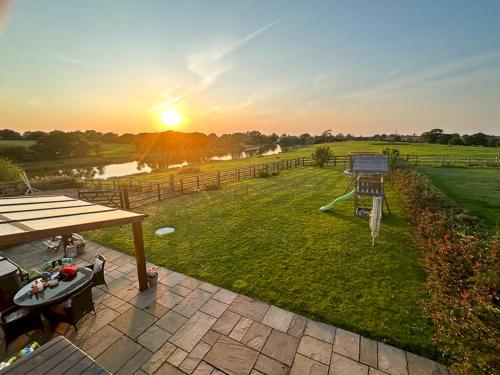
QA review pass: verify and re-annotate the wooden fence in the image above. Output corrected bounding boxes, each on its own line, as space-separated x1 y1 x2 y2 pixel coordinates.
74 153 499 209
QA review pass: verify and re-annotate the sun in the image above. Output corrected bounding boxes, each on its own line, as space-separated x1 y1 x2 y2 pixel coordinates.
161 108 182 127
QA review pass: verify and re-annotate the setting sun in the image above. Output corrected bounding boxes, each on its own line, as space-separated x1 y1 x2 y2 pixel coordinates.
161 108 182 127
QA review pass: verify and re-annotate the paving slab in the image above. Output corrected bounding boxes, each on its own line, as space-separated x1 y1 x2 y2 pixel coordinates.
179 341 211 374
205 335 259 375
169 311 217 352
406 352 448 375
192 362 215 375
203 329 221 346
116 347 153 375
200 298 229 318
298 335 333 365
330 353 368 375
333 328 360 361
378 343 408 375
241 321 272 351
229 294 270 321
80 324 123 358
254 353 290 375
229 317 254 341
156 310 189 334
110 306 157 339
167 347 189 367
138 324 172 352
141 341 177 374
143 302 169 318
156 291 185 309
96 336 142 374
261 305 294 332
212 310 242 335
304 319 336 344
359 337 377 368
173 288 213 317
287 314 307 338
262 329 300 366
290 354 329 375
212 288 238 304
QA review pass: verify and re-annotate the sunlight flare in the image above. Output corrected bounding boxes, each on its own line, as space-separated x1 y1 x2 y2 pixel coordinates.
161 108 182 127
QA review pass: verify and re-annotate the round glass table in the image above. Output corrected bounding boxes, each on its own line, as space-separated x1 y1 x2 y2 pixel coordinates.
13 267 93 307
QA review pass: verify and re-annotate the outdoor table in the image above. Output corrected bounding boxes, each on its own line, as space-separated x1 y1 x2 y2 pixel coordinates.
13 267 93 308
0 335 110 374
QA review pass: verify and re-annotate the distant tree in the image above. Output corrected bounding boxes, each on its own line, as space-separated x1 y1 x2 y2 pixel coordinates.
420 129 443 143
23 131 47 140
0 145 33 161
469 132 488 146
448 136 464 146
0 129 22 140
101 132 120 143
0 157 22 182
487 137 499 147
312 146 333 168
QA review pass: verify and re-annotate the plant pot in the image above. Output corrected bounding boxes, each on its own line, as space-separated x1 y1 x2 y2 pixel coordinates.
148 276 158 286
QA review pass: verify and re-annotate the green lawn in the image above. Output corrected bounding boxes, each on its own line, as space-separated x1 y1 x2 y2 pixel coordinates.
86 166 436 358
421 168 500 229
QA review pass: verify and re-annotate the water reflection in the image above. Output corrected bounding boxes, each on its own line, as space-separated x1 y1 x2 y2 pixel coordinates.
28 145 282 179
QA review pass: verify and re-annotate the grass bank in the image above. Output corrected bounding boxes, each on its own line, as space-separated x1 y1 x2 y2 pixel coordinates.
86 166 436 358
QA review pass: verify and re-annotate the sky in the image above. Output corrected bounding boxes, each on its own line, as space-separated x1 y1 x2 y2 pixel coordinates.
1 0 500 136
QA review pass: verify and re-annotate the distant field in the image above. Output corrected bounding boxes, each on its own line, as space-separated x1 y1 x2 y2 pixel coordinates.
421 168 500 229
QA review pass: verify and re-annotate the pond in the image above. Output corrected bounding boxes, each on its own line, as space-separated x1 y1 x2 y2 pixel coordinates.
29 145 282 179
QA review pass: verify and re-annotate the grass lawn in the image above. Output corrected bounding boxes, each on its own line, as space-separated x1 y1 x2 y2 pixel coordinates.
86 166 436 358
421 167 500 229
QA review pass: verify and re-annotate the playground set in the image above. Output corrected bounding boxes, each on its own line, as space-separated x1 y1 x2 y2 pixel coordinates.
320 152 391 245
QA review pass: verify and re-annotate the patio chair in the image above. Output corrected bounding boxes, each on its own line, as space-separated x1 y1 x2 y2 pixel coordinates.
0 305 43 352
42 283 95 332
85 254 108 289
19 171 41 195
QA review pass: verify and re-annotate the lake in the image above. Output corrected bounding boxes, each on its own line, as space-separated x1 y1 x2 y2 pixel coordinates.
30 145 282 179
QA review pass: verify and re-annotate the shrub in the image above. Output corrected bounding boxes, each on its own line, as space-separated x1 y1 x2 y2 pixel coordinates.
0 145 34 161
392 169 499 374
382 147 401 169
0 157 23 182
30 175 82 190
205 183 221 191
311 146 333 167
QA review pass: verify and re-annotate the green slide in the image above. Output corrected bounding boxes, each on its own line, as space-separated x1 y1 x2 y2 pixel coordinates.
319 189 355 212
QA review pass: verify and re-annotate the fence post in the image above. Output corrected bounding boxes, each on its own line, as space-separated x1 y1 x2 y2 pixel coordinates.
237 169 240 182
441 155 445 167
415 155 418 166
217 171 221 186
467 154 471 167
169 175 174 192
122 189 130 209
180 178 184 193
129 178 132 188
496 154 499 167
157 184 161 201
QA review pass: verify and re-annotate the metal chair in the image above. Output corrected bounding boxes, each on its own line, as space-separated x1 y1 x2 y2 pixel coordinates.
42 283 95 332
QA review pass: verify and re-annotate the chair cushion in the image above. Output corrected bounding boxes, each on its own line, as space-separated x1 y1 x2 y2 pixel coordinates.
93 257 104 272
3 307 32 323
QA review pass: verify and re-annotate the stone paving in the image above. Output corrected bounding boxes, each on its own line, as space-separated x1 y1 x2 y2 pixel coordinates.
0 241 449 375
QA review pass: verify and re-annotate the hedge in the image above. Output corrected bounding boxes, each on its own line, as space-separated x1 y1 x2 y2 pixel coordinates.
392 169 499 374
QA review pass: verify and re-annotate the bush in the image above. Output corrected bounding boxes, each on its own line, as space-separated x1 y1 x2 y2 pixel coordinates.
311 146 333 167
0 157 23 182
392 169 499 374
383 147 401 169
30 175 82 190
0 145 33 161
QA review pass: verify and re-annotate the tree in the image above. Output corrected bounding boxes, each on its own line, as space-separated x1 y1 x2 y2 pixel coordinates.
23 131 47 140
383 147 401 169
0 157 22 182
448 136 464 145
311 146 333 168
420 129 443 143
0 129 22 140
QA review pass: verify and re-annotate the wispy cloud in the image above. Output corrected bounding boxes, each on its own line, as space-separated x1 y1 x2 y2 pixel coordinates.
53 53 87 66
154 18 281 113
186 17 281 92
337 49 500 101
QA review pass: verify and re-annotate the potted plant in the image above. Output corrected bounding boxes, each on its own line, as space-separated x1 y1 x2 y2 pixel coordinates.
147 266 159 286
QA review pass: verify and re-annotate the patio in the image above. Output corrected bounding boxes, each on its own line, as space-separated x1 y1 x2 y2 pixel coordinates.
0 240 449 375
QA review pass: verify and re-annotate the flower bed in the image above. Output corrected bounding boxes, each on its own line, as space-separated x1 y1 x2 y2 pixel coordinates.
392 169 499 374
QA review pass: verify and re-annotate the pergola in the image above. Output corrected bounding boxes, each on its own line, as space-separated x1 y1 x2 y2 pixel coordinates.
0 195 149 290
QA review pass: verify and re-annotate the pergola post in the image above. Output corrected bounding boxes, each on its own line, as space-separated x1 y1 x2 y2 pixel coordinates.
132 222 148 291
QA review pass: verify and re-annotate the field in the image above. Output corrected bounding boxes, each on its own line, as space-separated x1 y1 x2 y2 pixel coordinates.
421 167 500 229
86 166 437 357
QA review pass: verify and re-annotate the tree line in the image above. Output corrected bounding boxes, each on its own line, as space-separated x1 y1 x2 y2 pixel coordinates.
0 127 498 163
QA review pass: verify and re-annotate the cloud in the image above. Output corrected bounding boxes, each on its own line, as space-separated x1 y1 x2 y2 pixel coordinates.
186 17 281 92
53 53 87 66
337 49 500 101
